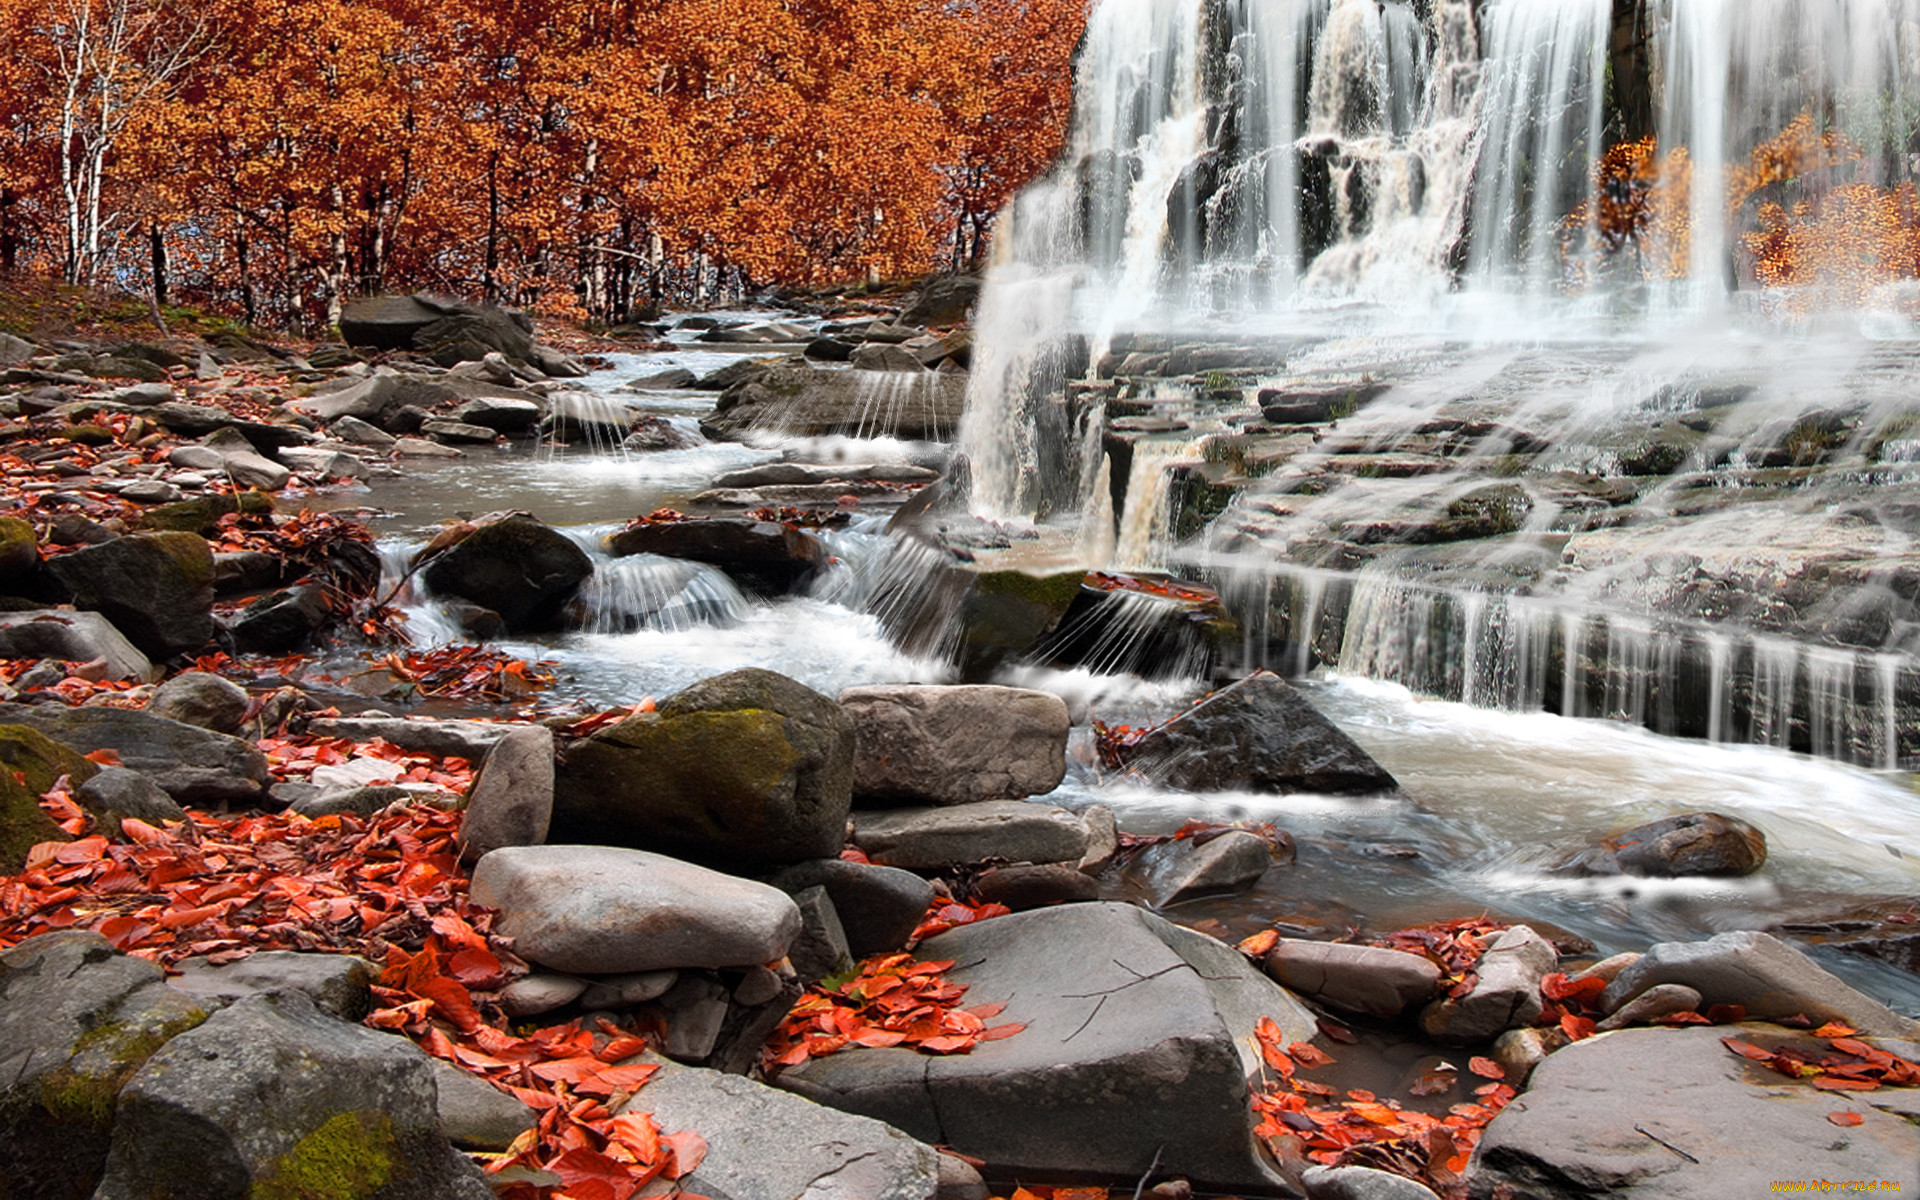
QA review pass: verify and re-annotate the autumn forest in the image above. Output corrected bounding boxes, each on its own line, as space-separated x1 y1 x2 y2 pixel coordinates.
0 0 1088 332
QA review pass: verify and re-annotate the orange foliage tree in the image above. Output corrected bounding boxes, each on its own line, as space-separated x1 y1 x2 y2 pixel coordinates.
0 0 1089 329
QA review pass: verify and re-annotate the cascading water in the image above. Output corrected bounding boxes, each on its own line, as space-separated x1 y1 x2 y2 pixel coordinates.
954 0 1920 770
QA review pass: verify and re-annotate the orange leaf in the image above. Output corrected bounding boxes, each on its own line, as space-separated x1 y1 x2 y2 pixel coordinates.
1721 1037 1776 1062
1816 1022 1862 1039
1827 1111 1866 1126
1468 1056 1506 1080
662 1129 707 1178
1812 1076 1882 1092
84 749 122 766
1237 930 1280 958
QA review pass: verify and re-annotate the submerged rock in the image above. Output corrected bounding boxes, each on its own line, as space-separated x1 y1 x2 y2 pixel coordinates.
605 518 826 595
1123 830 1276 906
553 669 853 868
700 364 966 441
1567 811 1769 877
776 902 1314 1190
1123 671 1398 794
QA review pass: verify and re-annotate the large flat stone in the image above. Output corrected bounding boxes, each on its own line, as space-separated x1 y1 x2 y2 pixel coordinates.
0 609 151 680
839 684 1069 805
0 703 269 803
850 800 1090 868
1266 939 1443 1019
470 845 802 974
1470 1025 1920 1198
776 902 1315 1190
622 1054 939 1200
1125 671 1398 794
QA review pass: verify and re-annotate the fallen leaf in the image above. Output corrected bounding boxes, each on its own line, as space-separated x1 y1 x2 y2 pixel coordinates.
1827 1111 1865 1126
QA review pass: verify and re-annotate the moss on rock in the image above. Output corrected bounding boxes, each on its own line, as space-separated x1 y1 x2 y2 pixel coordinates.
133 491 275 535
251 1110 398 1200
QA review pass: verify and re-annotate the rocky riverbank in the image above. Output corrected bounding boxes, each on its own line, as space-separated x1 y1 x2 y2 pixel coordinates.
3 286 1920 1199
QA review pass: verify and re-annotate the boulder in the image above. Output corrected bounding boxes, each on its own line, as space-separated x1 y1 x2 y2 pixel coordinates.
621 1054 942 1200
453 396 542 433
430 1058 538 1152
1264 939 1444 1019
851 343 929 373
1124 830 1274 906
290 784 416 819
1469 1025 1920 1199
1597 983 1704 1032
277 447 368 480
419 516 593 632
700 365 967 441
899 275 980 326
76 766 188 827
1569 812 1769 877
605 519 826 595
972 862 1102 909
457 725 554 865
1419 926 1558 1043
301 716 511 760
621 367 698 390
1599 931 1920 1037
0 737 79 871
551 668 854 869
230 583 333 653
787 886 856 982
850 800 1091 868
331 414 397 448
470 844 803 974
0 932 214 1197
94 990 492 1200
767 857 936 958
838 684 1069 805
166 950 379 1020
45 531 215 659
0 703 269 803
625 415 704 451
777 903 1314 1190
0 609 151 680
290 374 400 424
149 670 249 733
1124 671 1397 794
694 356 784 391
394 435 464 457
421 418 499 444
0 331 36 366
540 392 637 444
500 973 590 1018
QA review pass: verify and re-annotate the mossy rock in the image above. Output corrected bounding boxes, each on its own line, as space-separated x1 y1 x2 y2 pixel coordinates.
133 490 275 534
64 423 117 446
0 723 99 796
144 530 217 590
953 568 1085 680
253 1110 398 1200
0 762 70 872
0 514 40 577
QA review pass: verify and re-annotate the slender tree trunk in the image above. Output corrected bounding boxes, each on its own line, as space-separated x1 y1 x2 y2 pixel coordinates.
236 221 256 327
484 151 501 304
326 183 348 328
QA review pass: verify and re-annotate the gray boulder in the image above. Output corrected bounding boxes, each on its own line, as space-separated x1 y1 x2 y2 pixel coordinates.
457 725 553 864
767 857 935 958
1124 671 1398 794
45 531 215 659
1304 1165 1443 1200
851 343 929 372
418 516 593 632
972 862 1102 910
453 396 542 433
1265 939 1444 1019
430 1058 538 1152
290 374 399 424
1420 926 1558 1043
551 668 854 869
0 609 152 680
471 844 803 974
623 1053 942 1200
289 784 418 818
900 275 980 326
0 932 213 1197
838 684 1068 805
149 670 249 733
1124 830 1274 906
76 766 188 826
1470 1026 1920 1199
500 973 590 1018
850 800 1090 868
0 703 268 803
95 990 492 1200
166 950 379 1020
1597 983 1705 1032
777 902 1314 1190
1600 931 1920 1037
230 583 332 653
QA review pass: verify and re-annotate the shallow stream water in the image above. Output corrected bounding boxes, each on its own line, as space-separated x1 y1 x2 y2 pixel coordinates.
310 321 1920 1018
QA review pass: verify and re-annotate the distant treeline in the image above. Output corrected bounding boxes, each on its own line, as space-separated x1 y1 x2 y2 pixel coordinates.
0 0 1086 330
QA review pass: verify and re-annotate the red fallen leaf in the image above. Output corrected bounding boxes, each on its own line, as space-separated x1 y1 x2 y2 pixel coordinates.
1346 1089 1377 1103
1238 929 1281 958
598 1036 650 1063
1317 1018 1359 1045
1815 1022 1861 1039
83 749 122 766
547 1146 639 1193
1540 971 1608 1005
1813 1076 1883 1092
979 1022 1027 1042
662 1129 708 1177
1293 1079 1338 1096
530 1056 610 1085
1410 1073 1456 1097
578 1063 660 1096
1775 1013 1816 1029
1828 1111 1866 1126
1468 1056 1506 1080
446 945 504 986
1560 1013 1597 1041
96 915 152 948
1289 1042 1336 1069
1705 1003 1748 1024
1722 1037 1777 1062
1654 1010 1713 1026
918 1034 978 1054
